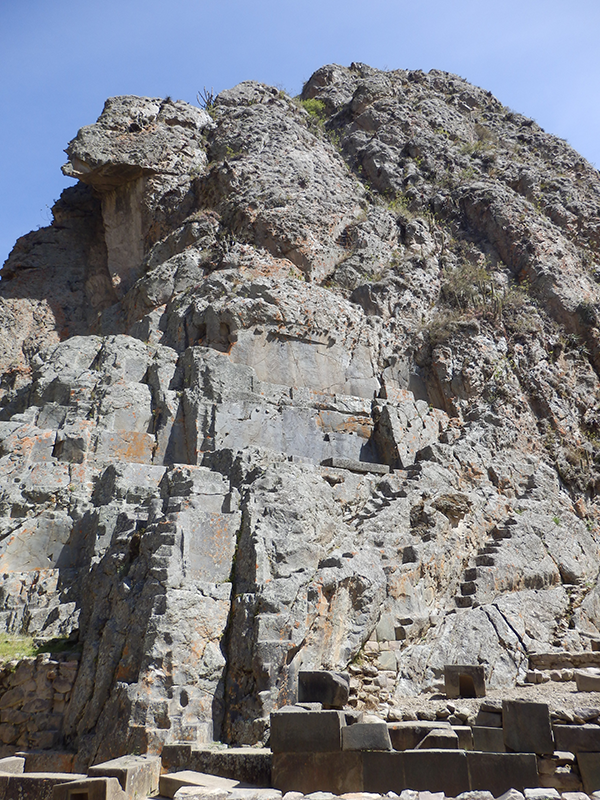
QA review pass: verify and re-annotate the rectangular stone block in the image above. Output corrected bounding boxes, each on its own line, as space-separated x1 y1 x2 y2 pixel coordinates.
159 771 240 799
445 665 486 698
53 778 126 800
476 709 503 727
403 749 470 796
270 709 344 753
297 671 349 709
575 669 600 692
0 757 25 774
473 726 506 752
453 726 474 751
0 773 87 800
363 751 405 794
272 751 362 794
503 701 554 754
178 747 272 788
577 752 600 794
467 751 539 794
416 728 459 749
19 753 76 774
554 724 600 753
342 722 392 751
160 745 192 772
388 721 451 751
87 755 160 799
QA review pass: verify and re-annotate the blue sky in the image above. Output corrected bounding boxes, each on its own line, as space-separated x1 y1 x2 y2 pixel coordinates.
1 0 599 266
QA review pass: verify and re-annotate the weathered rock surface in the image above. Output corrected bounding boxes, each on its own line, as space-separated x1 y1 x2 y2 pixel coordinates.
2 63 600 762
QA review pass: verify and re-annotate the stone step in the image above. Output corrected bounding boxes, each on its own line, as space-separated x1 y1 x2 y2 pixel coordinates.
492 526 513 540
455 595 473 608
464 567 478 581
460 581 477 596
478 544 499 555
475 554 495 567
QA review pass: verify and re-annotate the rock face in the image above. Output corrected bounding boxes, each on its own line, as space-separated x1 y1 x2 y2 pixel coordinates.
2 63 600 763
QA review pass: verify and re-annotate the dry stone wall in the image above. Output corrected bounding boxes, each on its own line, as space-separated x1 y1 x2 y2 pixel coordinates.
2 64 600 765
0 655 79 752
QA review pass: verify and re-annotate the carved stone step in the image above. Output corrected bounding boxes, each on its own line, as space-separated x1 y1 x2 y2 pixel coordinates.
455 595 473 608
461 581 477 596
464 567 479 581
475 554 495 567
478 544 499 555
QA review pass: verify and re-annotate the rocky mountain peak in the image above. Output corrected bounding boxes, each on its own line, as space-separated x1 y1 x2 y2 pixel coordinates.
1 63 600 765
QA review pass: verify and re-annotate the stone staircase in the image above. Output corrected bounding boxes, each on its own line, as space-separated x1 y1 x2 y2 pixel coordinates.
454 519 516 609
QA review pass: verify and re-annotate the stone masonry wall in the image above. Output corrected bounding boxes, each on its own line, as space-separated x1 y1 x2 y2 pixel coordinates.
0 654 79 753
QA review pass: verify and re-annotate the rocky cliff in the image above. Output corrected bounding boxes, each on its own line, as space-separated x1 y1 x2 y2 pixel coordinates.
2 62 600 766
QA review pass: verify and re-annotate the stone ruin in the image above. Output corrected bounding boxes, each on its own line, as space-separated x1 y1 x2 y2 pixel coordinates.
4 668 600 799
3 62 600 798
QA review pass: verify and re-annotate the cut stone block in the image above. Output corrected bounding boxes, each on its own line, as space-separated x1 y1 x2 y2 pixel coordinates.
523 790 559 800
539 768 583 792
297 671 349 709
159 771 241 799
159 747 271 788
0 757 25 774
19 752 76 774
503 701 554 754
173 789 280 800
472 726 506 753
270 709 344 753
445 665 486 699
404 749 470 796
378 651 398 671
362 751 405 794
53 778 126 800
554 724 600 753
475 710 502 728
376 614 396 642
87 755 161 799
387 721 451 751
467 752 539 794
0 774 87 800
453 726 474 751
271 751 362 794
415 728 459 749
342 722 392 751
577 752 600 794
575 669 600 692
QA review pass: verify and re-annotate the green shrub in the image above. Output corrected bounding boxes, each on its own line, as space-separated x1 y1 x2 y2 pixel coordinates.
299 98 327 121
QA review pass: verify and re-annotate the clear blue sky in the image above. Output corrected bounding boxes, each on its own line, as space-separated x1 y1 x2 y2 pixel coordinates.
1 0 599 266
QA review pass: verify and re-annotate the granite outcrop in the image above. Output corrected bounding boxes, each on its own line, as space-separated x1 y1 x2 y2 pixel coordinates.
2 63 600 764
